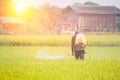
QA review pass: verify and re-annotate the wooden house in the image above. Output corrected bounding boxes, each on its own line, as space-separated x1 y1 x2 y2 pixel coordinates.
60 5 120 33
0 17 26 34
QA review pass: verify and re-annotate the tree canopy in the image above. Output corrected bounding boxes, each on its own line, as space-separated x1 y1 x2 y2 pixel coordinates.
0 0 15 16
84 1 99 5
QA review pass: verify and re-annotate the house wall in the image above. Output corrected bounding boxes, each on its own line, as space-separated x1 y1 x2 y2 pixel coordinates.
61 8 78 33
0 23 26 34
60 23 77 33
62 14 116 33
78 14 116 32
0 17 26 34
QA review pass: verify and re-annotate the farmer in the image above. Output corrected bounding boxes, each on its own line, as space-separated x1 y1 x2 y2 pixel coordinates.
71 30 86 60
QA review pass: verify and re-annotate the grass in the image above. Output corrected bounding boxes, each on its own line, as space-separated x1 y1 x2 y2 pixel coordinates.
0 46 120 80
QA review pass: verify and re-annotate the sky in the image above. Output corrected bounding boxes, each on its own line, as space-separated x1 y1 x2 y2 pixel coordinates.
27 0 120 9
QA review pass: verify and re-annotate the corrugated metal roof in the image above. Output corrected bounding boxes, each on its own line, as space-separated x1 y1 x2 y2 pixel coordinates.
70 5 120 14
0 17 25 23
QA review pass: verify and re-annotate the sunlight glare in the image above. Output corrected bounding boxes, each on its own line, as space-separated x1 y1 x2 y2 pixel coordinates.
14 0 28 14
16 4 25 13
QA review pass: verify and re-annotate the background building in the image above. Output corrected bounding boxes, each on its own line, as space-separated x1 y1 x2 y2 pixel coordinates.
0 17 26 34
60 5 120 33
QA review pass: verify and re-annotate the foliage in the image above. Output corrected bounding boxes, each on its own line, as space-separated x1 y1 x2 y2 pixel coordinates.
0 0 15 16
73 3 81 6
0 35 120 46
19 5 63 34
0 46 120 80
84 1 100 5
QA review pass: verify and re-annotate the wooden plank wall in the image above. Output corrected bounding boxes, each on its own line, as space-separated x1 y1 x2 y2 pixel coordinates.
78 14 116 32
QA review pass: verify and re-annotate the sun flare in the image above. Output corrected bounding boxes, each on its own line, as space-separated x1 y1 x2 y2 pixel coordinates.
16 4 26 13
14 0 28 14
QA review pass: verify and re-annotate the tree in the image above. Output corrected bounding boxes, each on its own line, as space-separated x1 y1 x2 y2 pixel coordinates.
10 2 63 34
38 5 62 33
73 3 81 6
84 1 99 5
0 0 15 16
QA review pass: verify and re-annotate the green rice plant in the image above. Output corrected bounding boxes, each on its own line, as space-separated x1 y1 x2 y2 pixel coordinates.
0 34 120 46
0 46 120 80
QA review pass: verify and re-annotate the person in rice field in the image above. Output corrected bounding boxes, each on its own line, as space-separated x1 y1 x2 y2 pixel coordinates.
71 30 87 60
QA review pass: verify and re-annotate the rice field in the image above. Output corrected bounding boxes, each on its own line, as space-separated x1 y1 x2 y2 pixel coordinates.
0 34 120 80
0 46 120 80
0 34 120 46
